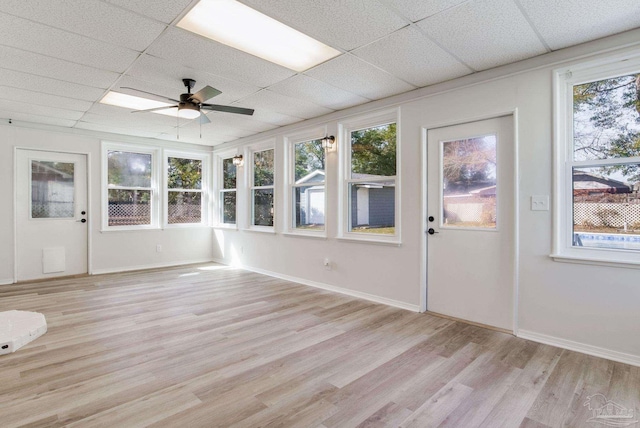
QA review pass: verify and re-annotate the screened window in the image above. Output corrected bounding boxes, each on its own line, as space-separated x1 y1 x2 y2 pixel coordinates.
346 122 397 237
554 57 640 265
31 161 75 218
251 148 274 227
291 138 325 231
220 157 237 225
167 157 203 224
107 150 153 227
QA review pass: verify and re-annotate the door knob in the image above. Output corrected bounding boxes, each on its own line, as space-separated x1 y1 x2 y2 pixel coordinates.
427 228 438 235
77 219 86 223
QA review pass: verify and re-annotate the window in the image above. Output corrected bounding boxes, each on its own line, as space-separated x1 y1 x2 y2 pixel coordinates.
219 156 237 225
250 147 275 228
166 153 207 226
554 55 640 265
104 146 157 229
342 111 399 242
31 161 75 218
287 132 326 234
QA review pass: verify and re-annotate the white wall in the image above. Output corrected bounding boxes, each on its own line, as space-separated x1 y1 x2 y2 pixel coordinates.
0 125 213 283
213 30 640 363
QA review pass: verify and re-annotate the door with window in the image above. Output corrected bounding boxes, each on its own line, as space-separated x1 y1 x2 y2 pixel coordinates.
426 116 514 331
16 149 88 281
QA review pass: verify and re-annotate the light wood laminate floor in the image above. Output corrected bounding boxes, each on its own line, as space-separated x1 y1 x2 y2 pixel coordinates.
0 264 638 427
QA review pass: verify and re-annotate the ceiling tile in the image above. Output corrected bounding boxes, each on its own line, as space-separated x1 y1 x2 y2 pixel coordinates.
250 110 303 127
353 26 471 87
106 0 193 24
125 55 261 105
0 86 93 112
234 90 334 119
306 54 416 100
74 121 163 138
78 112 175 132
240 0 407 51
0 110 76 127
0 69 106 102
0 46 119 89
383 0 469 22
0 0 166 52
146 28 295 88
0 99 84 120
0 12 139 72
417 0 547 71
267 75 371 110
516 0 640 50
205 111 280 133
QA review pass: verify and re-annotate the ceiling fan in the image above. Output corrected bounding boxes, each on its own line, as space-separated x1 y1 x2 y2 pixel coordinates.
121 78 254 124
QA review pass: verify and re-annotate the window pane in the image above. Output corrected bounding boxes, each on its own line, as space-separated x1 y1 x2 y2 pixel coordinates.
31 161 75 218
442 136 497 229
351 123 396 177
254 149 274 186
573 73 640 161
222 158 236 189
573 165 640 250
108 189 151 226
253 189 274 226
168 191 201 224
294 185 325 230
295 139 324 181
221 191 236 224
108 151 152 187
167 157 202 189
349 181 395 234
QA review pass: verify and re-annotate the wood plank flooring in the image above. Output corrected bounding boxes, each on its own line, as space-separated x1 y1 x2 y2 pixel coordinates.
0 263 638 427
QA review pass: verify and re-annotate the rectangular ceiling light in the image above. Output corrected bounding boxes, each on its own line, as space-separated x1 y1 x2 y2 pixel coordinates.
100 91 182 118
177 0 341 72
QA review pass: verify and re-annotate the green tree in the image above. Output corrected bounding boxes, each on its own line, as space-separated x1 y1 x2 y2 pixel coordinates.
295 139 324 181
351 123 396 176
573 73 640 181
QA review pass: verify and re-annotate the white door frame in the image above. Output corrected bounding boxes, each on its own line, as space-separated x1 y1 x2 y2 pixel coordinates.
13 147 93 283
420 110 520 335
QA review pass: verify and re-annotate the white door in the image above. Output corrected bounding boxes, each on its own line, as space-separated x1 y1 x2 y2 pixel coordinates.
426 116 514 331
16 149 88 281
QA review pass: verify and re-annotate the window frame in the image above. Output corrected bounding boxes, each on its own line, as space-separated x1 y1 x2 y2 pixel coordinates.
284 127 327 237
214 149 239 229
339 109 401 244
246 140 276 232
163 150 210 228
101 142 160 231
552 52 640 267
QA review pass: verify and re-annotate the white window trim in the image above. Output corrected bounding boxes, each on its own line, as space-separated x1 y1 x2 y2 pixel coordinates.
552 51 640 267
245 139 276 232
284 126 327 237
339 108 401 244
164 150 210 228
214 148 239 229
101 142 160 232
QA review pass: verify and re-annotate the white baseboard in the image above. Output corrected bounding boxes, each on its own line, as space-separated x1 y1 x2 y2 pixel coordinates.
0 278 14 285
91 259 215 275
212 258 420 312
518 329 640 367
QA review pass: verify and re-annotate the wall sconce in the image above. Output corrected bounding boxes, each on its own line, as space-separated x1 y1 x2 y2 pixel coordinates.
232 154 244 166
321 135 336 151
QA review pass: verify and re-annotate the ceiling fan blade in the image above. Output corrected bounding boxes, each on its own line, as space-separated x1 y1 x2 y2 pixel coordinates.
131 105 178 113
199 112 211 124
120 87 180 103
201 104 254 115
190 85 222 103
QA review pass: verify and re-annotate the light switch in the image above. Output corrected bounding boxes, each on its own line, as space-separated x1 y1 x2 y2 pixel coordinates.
531 195 549 211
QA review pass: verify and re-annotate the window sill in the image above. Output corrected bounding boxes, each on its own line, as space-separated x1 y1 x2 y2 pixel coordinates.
100 226 161 233
213 224 239 231
242 227 276 234
282 231 327 240
164 223 211 229
550 253 640 270
337 236 401 247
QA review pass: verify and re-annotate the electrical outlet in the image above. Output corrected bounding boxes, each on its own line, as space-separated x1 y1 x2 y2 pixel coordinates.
156 244 162 253
531 195 549 211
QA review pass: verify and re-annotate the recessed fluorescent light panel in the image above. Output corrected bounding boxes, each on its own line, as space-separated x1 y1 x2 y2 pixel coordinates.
100 92 194 119
177 0 341 72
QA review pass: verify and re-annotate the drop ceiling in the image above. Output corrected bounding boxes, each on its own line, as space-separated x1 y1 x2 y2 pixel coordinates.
1 0 639 146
